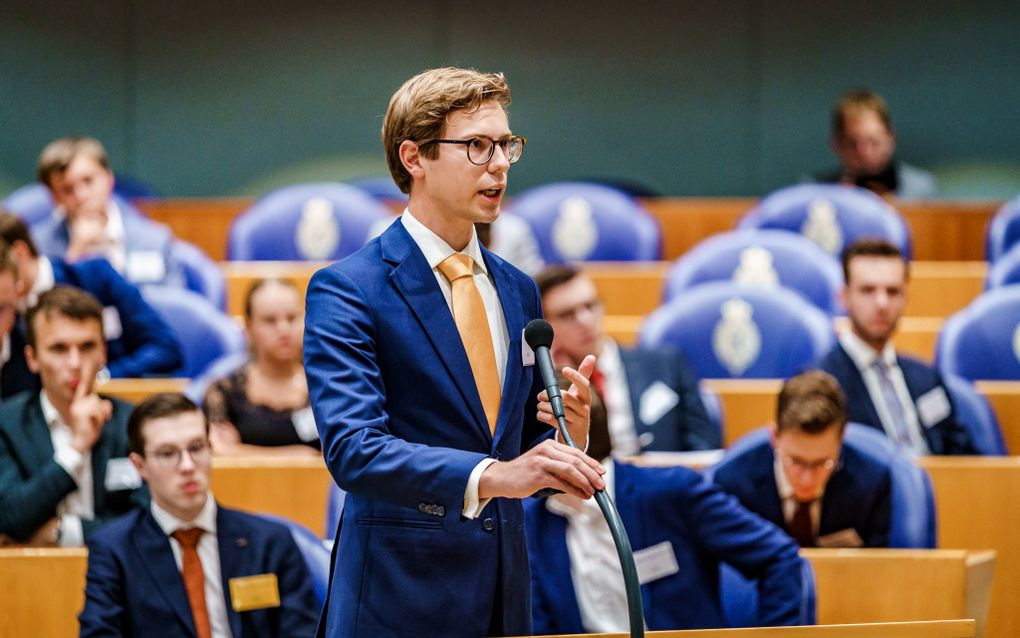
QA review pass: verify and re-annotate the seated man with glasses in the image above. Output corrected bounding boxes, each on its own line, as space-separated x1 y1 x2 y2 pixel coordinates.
712 370 892 548
0 286 142 546
79 392 319 638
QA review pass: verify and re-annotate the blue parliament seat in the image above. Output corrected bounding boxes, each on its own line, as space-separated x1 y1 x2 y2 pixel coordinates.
664 229 844 315
942 374 1007 455
639 282 834 379
935 286 1020 381
171 239 226 309
737 184 912 259
986 195 1020 262
141 286 245 378
227 182 392 261
258 514 330 607
985 241 1020 289
508 181 661 262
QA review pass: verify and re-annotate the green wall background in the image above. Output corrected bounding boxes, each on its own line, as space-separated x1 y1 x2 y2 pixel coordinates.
2 1 1019 199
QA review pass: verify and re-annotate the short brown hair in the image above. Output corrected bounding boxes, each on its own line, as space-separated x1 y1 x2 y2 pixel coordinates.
25 286 104 348
534 264 583 300
382 67 511 194
244 277 301 319
841 237 908 284
128 393 207 456
0 211 39 258
37 137 110 187
776 370 847 435
831 89 892 138
0 232 19 280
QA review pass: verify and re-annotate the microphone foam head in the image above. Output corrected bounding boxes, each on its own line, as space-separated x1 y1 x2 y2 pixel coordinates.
524 319 554 350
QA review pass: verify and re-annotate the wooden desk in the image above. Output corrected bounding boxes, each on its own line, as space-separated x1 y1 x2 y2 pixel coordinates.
804 549 994 636
538 620 975 637
0 548 87 637
138 197 251 261
919 457 1020 638
98 377 190 404
210 456 333 535
974 382 1020 455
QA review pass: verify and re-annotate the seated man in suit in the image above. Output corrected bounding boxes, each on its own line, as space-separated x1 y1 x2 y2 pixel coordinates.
0 287 143 545
0 211 182 378
33 136 185 287
0 243 34 399
525 387 805 634
713 370 891 548
79 392 319 637
813 88 938 200
536 263 719 452
817 238 975 454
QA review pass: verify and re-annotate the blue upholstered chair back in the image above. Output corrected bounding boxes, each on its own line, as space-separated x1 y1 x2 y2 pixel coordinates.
508 182 661 262
184 351 250 404
738 184 912 259
257 514 330 607
348 175 408 206
640 282 834 379
985 241 1020 289
987 195 1020 262
171 240 226 310
936 286 1020 381
942 374 1006 455
665 229 844 315
141 286 245 378
719 557 816 628
228 182 392 261
709 424 936 549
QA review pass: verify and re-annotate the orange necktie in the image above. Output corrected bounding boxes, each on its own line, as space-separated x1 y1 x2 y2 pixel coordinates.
172 528 212 638
438 253 501 435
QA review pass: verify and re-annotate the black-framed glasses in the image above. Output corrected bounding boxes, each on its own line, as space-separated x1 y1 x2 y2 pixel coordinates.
776 448 840 474
146 440 211 468
422 135 526 165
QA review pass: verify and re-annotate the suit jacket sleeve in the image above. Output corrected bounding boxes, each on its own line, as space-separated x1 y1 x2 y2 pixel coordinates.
863 468 893 547
0 438 78 540
79 535 129 637
304 265 489 520
678 473 804 626
89 260 184 377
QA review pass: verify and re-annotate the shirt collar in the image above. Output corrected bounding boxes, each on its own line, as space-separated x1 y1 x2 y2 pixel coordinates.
40 391 62 430
24 256 56 311
400 208 488 276
151 493 218 536
596 337 621 375
105 201 125 243
839 329 897 370
546 460 616 519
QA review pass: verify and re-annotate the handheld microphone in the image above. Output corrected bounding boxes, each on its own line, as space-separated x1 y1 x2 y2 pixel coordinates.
523 318 645 637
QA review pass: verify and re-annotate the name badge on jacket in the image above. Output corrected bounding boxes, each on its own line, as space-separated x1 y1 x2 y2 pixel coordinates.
916 386 952 428
229 573 281 612
521 329 535 366
126 250 166 283
633 540 680 585
105 457 142 491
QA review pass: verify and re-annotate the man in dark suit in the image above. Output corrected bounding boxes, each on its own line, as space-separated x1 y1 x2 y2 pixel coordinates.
79 393 319 637
0 242 34 399
0 211 182 378
0 287 142 545
304 68 603 637
713 370 891 548
33 136 185 288
817 238 975 454
536 264 719 452
524 387 806 634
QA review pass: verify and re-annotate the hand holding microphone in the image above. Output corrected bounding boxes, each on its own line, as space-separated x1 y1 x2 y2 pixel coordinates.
525 318 597 451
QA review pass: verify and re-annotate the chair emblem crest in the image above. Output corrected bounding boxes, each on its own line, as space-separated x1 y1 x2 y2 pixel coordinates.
552 196 598 260
296 197 340 260
713 297 761 376
733 246 779 287
801 198 842 255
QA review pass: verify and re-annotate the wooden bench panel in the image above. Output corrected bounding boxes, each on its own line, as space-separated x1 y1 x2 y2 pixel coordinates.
98 377 190 405
0 548 88 637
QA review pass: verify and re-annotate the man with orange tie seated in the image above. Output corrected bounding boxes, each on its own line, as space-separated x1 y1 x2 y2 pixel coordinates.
79 393 319 637
712 370 892 548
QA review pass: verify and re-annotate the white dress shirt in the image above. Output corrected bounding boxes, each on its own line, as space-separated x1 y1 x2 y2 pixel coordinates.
400 211 510 519
839 331 930 455
151 496 233 638
596 339 641 456
22 255 56 312
41 392 92 546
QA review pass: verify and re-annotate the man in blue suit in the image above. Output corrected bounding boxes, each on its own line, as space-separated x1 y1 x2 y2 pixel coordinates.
0 211 182 378
0 287 143 545
524 386 805 634
304 68 604 637
537 264 719 453
0 243 35 399
817 238 975 454
79 393 319 637
713 371 891 548
33 136 185 288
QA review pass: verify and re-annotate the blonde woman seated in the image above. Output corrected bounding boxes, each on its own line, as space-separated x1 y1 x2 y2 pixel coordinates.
203 278 320 456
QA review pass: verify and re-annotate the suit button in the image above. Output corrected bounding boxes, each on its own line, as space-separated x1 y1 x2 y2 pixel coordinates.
482 518 495 532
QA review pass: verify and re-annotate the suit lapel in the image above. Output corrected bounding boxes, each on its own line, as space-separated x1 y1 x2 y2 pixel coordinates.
381 222 491 440
216 507 246 638
483 247 524 450
837 345 883 427
90 412 116 516
132 511 199 635
21 395 56 470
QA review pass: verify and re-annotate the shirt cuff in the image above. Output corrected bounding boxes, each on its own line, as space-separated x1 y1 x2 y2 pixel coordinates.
59 514 84 547
54 447 85 483
462 458 498 519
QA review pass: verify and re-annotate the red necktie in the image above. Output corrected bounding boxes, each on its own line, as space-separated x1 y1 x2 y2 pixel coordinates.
172 528 212 638
788 500 816 548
